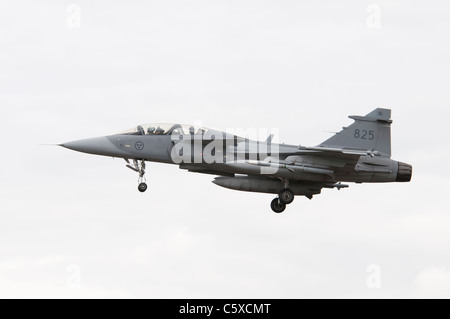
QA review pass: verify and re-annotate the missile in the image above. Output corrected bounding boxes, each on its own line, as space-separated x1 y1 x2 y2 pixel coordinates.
226 160 334 176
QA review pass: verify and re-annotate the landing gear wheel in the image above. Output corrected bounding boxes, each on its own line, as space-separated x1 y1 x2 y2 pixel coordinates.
126 159 149 193
279 189 294 204
271 198 286 214
138 182 148 193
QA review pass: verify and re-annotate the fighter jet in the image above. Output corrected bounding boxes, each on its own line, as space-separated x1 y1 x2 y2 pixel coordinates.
60 108 412 213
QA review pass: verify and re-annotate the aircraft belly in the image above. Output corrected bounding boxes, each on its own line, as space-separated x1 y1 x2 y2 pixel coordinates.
213 176 322 196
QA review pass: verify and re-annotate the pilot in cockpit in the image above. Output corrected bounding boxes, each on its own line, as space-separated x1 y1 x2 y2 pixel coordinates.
155 126 164 134
147 126 155 135
137 125 145 135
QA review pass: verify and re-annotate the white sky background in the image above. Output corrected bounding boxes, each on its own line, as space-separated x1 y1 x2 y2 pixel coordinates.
0 0 449 298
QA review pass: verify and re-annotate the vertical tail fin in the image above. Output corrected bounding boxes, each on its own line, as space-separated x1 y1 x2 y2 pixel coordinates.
319 108 392 157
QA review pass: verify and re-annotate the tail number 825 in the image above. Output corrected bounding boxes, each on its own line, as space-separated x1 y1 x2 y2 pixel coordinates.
354 129 375 140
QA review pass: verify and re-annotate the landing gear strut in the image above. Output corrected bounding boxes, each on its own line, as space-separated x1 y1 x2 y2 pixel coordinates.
135 160 147 192
126 159 148 193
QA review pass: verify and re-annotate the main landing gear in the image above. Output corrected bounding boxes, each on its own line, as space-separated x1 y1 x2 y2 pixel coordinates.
271 197 286 213
270 179 296 213
279 188 294 204
270 189 295 214
125 159 148 193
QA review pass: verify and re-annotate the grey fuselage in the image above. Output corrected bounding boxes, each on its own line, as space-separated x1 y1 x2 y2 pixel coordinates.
61 109 412 205
62 133 410 185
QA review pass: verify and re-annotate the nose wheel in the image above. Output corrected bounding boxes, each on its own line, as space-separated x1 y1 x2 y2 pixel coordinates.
125 159 148 193
138 182 148 193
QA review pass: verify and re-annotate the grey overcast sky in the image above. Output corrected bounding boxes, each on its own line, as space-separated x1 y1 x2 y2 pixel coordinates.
0 0 449 298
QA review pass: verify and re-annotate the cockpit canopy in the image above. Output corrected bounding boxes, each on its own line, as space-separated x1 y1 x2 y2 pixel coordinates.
119 123 209 136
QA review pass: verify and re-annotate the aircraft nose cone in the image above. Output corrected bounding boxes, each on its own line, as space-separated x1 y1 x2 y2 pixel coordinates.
61 136 118 156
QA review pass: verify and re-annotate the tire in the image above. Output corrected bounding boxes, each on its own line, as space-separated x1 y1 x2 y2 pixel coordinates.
271 198 286 213
279 189 294 204
138 182 148 193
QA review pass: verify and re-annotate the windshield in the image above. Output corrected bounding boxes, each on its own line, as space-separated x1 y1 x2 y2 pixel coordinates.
119 123 208 136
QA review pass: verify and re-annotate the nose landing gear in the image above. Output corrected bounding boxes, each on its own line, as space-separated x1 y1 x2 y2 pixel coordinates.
138 182 148 193
125 159 148 193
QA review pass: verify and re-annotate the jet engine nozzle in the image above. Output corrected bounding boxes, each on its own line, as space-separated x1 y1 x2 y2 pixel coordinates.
396 162 412 182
